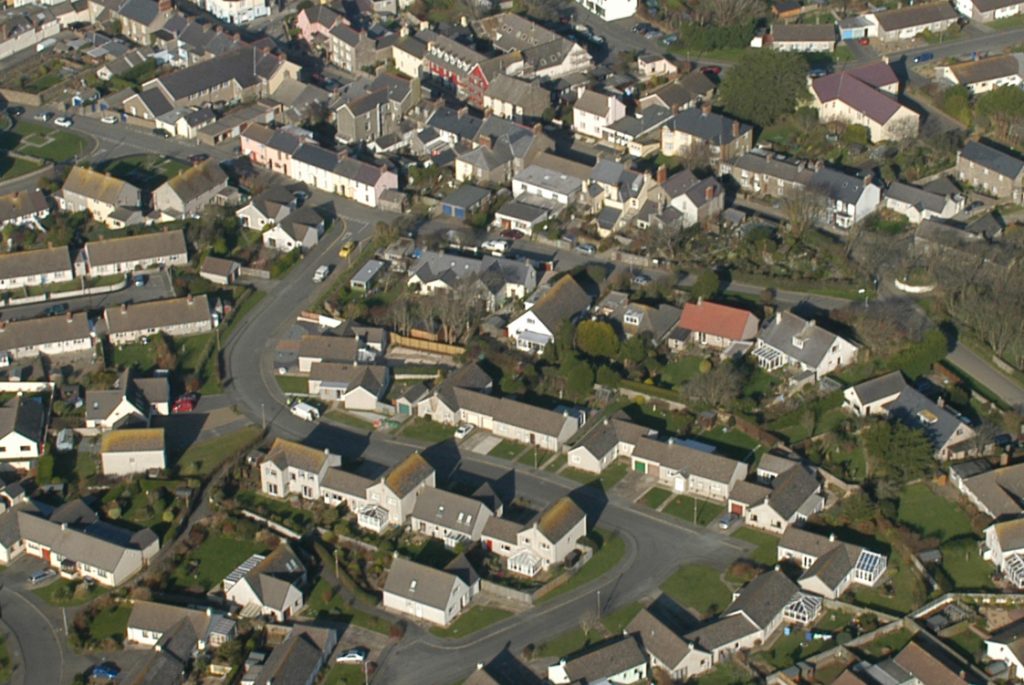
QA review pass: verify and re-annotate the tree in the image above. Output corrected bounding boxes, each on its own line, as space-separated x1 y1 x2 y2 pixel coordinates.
976 86 1024 144
154 333 177 370
863 420 934 483
719 51 810 128
575 320 620 359
781 187 826 242
691 268 720 300
561 356 595 402
682 361 744 408
938 85 972 126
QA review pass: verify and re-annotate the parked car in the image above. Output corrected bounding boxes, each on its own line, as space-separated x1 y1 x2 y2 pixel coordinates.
858 37 870 45
589 34 606 45
43 303 68 317
188 153 209 164
172 393 198 413
7 106 23 118
809 67 829 78
454 424 474 441
90 663 121 681
500 228 525 240
661 33 679 45
53 116 73 128
289 401 319 422
28 569 56 584
632 274 652 286
701 65 722 75
152 128 171 138
718 513 739 530
101 114 118 124
133 274 147 287
34 111 53 122
913 52 934 63
313 265 330 283
481 239 509 255
645 30 663 41
575 243 597 255
336 648 368 663
633 22 652 33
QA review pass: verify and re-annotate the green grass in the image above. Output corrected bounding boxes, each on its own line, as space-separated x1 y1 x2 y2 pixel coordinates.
642 487 673 509
988 13 1024 28
304 579 391 634
322 665 368 685
175 425 262 478
236 491 312 531
853 552 926 615
940 539 995 591
537 532 626 604
275 375 309 394
731 528 779 566
110 341 157 373
661 565 731 617
171 533 268 593
0 121 87 162
429 606 513 637
535 627 600 658
324 411 375 431
755 628 833 670
86 603 131 646
598 461 629 490
691 661 756 685
855 627 914 659
947 625 985 662
898 484 973 542
544 453 568 472
0 155 42 181
33 579 108 607
698 426 760 460
601 602 642 634
663 495 725 526
398 418 455 443
489 439 525 460
37 450 98 486
663 357 703 385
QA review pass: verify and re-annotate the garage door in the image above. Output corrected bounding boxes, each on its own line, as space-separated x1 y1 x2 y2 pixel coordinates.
634 461 646 474
673 476 685 493
731 503 743 515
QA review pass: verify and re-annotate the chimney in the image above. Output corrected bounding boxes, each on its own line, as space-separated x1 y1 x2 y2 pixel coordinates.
700 100 712 115
457 106 468 119
1001 451 1010 467
864 174 874 187
533 122 542 135
731 120 740 137
697 296 703 306
66 311 73 323
775 311 782 324
829 532 836 542
656 165 667 184
478 134 493 150
704 184 715 201
157 0 171 11
61 522 68 530
121 303 128 313
206 607 212 616
672 104 680 114
937 396 945 408
773 563 780 571
476 663 484 671
187 294 194 304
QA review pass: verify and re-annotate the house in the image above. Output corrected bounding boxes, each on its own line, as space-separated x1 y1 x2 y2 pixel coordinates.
18 499 159 586
421 34 497 107
454 117 550 185
512 164 585 207
321 468 373 512
251 626 337 685
262 207 325 252
151 160 229 219
126 600 235 650
259 437 341 501
85 368 167 429
810 64 920 142
985 619 1024 679
494 201 550 234
409 486 493 547
507 275 590 353
573 89 627 141
630 437 748 501
869 3 958 42
473 13 591 80
483 74 550 122
888 641 971 685
955 0 1024 22
465 651 545 685
984 518 1024 587
87 0 169 44
104 295 212 345
778 527 887 599
440 185 490 220
661 104 754 167
938 54 1024 94
0 397 46 468
660 169 725 227
223 544 306 621
350 259 386 291
676 299 760 354
754 311 859 379
298 334 376 371
0 312 93 361
81 230 188 276
727 463 823 533
572 0 637 20
721 149 816 200
0 245 71 292
769 23 836 52
200 0 268 23
628 608 713 681
884 180 964 224
548 635 648 685
200 256 241 285
334 74 419 145
609 301 683 344
236 186 296 229
638 53 679 80
483 497 587 577
307 363 389 410
361 452 436 531
382 555 479 626
58 166 142 228
810 166 883 228
0 189 50 229
567 418 652 474
640 71 717 113
100 427 165 476
951 460 1024 519
956 140 1024 204
843 372 975 459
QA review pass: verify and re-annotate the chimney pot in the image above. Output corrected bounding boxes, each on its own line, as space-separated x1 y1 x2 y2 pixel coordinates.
656 165 667 184
704 184 715 201
829 532 835 542
187 294 194 304
121 303 128 313
700 100 712 115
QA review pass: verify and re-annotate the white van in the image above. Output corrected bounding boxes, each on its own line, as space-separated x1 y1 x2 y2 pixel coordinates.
289 401 320 422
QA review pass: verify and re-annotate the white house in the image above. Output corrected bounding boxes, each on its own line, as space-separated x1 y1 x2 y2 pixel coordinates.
307 363 389 411
85 369 167 429
567 418 651 474
361 452 436 532
260 438 341 501
104 295 212 345
572 0 636 21
81 230 188 276
883 180 964 224
628 608 713 681
409 487 493 548
223 544 306 622
937 54 1024 94
482 497 587 577
629 437 748 502
986 620 1024 681
512 165 585 207
754 311 859 379
126 600 235 650
100 428 166 476
727 463 823 533
777 528 887 600
506 276 590 353
548 635 648 685
0 313 93 361
984 519 1024 588
572 89 627 141
200 0 269 23
955 0 1024 22
382 555 479 626
0 398 47 468
0 246 73 291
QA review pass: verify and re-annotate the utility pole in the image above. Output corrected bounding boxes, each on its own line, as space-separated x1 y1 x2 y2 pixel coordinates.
261 403 266 430
596 589 601 617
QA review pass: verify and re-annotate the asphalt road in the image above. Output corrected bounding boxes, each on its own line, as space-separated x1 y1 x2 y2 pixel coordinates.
0 268 175 320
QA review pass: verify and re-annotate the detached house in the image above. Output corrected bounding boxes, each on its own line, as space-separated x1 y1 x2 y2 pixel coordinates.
548 635 648 685
727 463 823 533
307 363 389 411
0 397 46 468
0 245 73 292
262 207 325 252
810 63 919 142
152 159 229 219
382 555 479 626
361 452 435 532
260 438 341 501
572 89 627 141
81 230 188 276
754 311 859 379
507 276 590 353
482 497 586 577
223 543 306 621
952 460 1024 519
769 23 836 52
409 486 494 547
778 528 887 600
957 140 1024 204
884 180 964 224
630 437 748 501
100 427 166 476
676 299 760 354
628 608 713 681
126 600 235 650
661 104 754 167
58 166 142 229
104 294 212 345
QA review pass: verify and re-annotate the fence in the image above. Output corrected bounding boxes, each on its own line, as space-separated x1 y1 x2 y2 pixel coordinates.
0 381 53 392
481 580 536 606
298 311 342 328
238 509 302 540
238 266 271 280
390 333 465 357
2 277 127 307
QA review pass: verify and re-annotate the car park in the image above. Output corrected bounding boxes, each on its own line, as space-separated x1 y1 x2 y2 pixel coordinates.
336 648 368 663
28 569 56 584
454 424 474 440
54 116 73 128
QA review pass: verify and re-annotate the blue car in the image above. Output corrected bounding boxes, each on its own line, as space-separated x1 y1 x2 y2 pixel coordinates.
913 52 934 63
90 662 120 680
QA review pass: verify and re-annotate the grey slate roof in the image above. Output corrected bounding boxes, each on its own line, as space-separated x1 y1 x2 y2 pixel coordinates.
0 396 45 444
0 312 92 352
253 633 325 685
104 295 210 336
442 184 490 210
667 107 751 145
766 464 819 519
726 570 800 629
810 166 872 205
759 311 855 369
686 613 760 650
383 556 464 610
849 370 906 406
241 544 305 612
960 140 1024 179
525 275 590 332
450 387 577 439
886 386 969 452
561 635 647 682
632 436 743 484
628 608 698 669
886 181 949 213
84 230 187 268
411 486 492 535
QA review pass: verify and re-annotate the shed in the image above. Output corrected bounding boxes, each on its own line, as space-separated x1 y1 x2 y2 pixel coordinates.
350 259 386 291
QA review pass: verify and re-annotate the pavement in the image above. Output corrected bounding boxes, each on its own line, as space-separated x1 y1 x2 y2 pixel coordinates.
0 268 174 320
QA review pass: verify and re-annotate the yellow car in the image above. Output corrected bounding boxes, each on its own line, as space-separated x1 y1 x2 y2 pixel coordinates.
338 241 356 258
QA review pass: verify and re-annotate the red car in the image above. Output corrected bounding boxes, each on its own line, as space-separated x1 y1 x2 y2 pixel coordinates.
858 37 870 45
172 393 198 413
701 66 722 76
500 229 525 240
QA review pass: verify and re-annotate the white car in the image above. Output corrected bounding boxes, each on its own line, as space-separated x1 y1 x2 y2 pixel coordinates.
289 401 320 422
53 116 73 128
312 265 330 283
454 424 474 441
481 239 509 256
101 114 118 125
28 569 56 584
336 648 368 663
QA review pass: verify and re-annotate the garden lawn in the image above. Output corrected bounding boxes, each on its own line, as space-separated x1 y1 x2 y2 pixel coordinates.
398 418 455 443
276 375 309 394
755 629 832 670
597 461 629 490
642 487 673 509
33 579 107 607
692 661 756 685
304 579 391 634
429 606 512 637
537 532 626 604
698 426 760 460
489 440 525 460
947 625 985 662
661 565 731 617
236 491 313 531
172 534 268 593
940 538 995 591
855 627 914 659
322 665 367 685
7 122 87 162
853 552 926 615
898 484 973 542
535 627 599 658
544 453 568 472
601 602 642 634
0 156 42 181
663 357 703 385
174 426 262 477
663 495 724 526
731 528 779 566
324 411 374 431
86 603 132 646
110 341 157 373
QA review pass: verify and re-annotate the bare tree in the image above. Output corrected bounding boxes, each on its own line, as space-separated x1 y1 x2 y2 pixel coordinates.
682 362 744 408
387 294 416 337
780 187 826 243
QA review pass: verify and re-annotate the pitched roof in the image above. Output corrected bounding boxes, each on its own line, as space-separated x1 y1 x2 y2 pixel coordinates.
155 46 284 101
383 556 465 610
525 275 590 332
633 436 744 484
575 89 614 117
321 468 374 497
62 166 140 206
759 311 855 369
0 396 45 443
127 600 214 637
161 159 228 204
84 230 187 268
0 312 92 352
384 452 434 497
686 613 760 650
892 641 967 685
104 295 210 336
264 437 331 473
873 2 957 30
200 256 240 278
667 107 751 144
85 368 153 424
772 23 836 42
726 570 800 629
253 632 325 685
100 427 164 453
959 461 1024 518
241 544 305 610
849 371 907 406
411 486 492 534
811 70 903 125
947 53 1024 85
992 517 1024 552
298 335 359 363
0 189 49 224
679 300 759 341
308 363 387 397
960 140 1024 179
886 181 951 213
628 608 697 668
449 387 578 439
535 497 585 543
561 635 647 682
766 465 819 519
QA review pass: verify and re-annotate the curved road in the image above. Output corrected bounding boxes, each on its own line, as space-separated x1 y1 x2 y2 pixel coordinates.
0 586 67 685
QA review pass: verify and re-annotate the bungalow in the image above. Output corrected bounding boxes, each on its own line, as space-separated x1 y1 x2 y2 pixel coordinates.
152 160 229 219
0 189 50 229
512 164 585 207
938 54 1024 94
223 544 306 621
810 63 920 142
630 437 748 501
103 294 212 345
638 53 680 80
951 460 1024 519
466 652 544 685
727 463 823 533
567 418 652 474
753 311 859 379
0 312 93 361
85 368 167 429
482 497 587 577
844 372 975 459
407 250 537 308
307 363 389 410
361 452 436 531
409 486 493 547
769 23 836 52
572 89 627 141
494 200 550 234
676 299 760 354
298 334 375 372
661 103 754 167
609 301 683 344
19 499 159 586
57 166 142 228
984 518 1024 588
548 635 648 685
955 0 1024 22
81 230 188 277
639 71 716 113
507 275 591 353
883 180 964 224
100 427 166 476
956 140 1024 204
628 608 713 681
0 397 46 468
869 3 958 42
778 527 888 599
382 555 479 626
126 600 235 650
259 437 341 501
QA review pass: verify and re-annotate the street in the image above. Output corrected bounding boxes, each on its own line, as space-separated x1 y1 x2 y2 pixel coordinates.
0 268 174 320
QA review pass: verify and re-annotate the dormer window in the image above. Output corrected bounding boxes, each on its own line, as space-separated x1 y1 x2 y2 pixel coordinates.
792 336 805 349
624 311 642 326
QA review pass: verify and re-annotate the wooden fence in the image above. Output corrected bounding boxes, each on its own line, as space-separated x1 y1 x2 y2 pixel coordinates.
390 333 464 357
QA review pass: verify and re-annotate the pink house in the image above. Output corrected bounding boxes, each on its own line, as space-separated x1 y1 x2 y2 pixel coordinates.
240 124 302 174
295 5 343 43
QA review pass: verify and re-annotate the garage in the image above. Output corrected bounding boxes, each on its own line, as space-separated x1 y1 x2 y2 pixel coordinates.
634 461 646 474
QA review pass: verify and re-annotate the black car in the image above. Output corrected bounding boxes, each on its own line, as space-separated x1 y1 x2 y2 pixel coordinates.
188 153 209 164
7 106 24 118
43 303 68 317
152 129 171 138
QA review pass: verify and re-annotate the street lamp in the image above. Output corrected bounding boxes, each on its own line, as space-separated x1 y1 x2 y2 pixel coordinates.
858 288 868 309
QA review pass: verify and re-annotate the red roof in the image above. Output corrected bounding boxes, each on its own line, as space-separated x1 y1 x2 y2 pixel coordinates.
679 300 758 340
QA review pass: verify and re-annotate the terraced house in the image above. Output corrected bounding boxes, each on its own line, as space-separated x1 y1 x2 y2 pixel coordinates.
80 230 188 276
0 245 73 291
103 294 212 345
0 312 93 361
